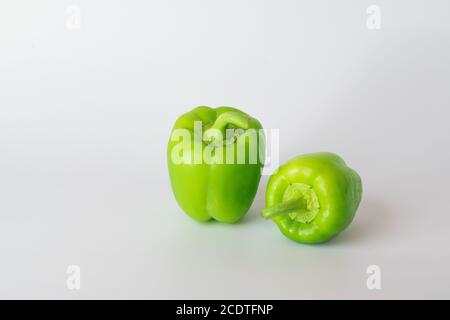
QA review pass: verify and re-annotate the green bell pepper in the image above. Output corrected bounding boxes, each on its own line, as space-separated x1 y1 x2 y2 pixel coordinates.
167 106 265 223
261 152 362 243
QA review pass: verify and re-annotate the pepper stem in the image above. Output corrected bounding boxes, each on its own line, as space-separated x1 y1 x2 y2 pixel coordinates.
203 112 250 144
260 197 308 220
261 183 321 223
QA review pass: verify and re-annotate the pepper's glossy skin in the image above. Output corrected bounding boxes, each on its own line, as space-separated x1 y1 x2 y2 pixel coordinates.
167 106 264 223
263 153 362 243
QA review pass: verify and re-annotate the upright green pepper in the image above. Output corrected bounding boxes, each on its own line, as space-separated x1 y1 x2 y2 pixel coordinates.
261 152 362 243
168 106 265 223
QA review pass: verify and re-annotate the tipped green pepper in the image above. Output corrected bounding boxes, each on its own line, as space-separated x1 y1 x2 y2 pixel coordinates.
167 106 265 223
261 152 362 243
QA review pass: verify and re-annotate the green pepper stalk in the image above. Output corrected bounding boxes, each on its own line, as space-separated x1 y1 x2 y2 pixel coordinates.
167 106 265 223
261 152 362 243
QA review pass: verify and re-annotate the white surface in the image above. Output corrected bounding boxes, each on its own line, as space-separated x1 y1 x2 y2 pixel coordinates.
1 0 450 299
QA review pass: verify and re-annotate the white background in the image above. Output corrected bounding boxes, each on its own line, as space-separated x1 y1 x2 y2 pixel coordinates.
1 0 449 299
